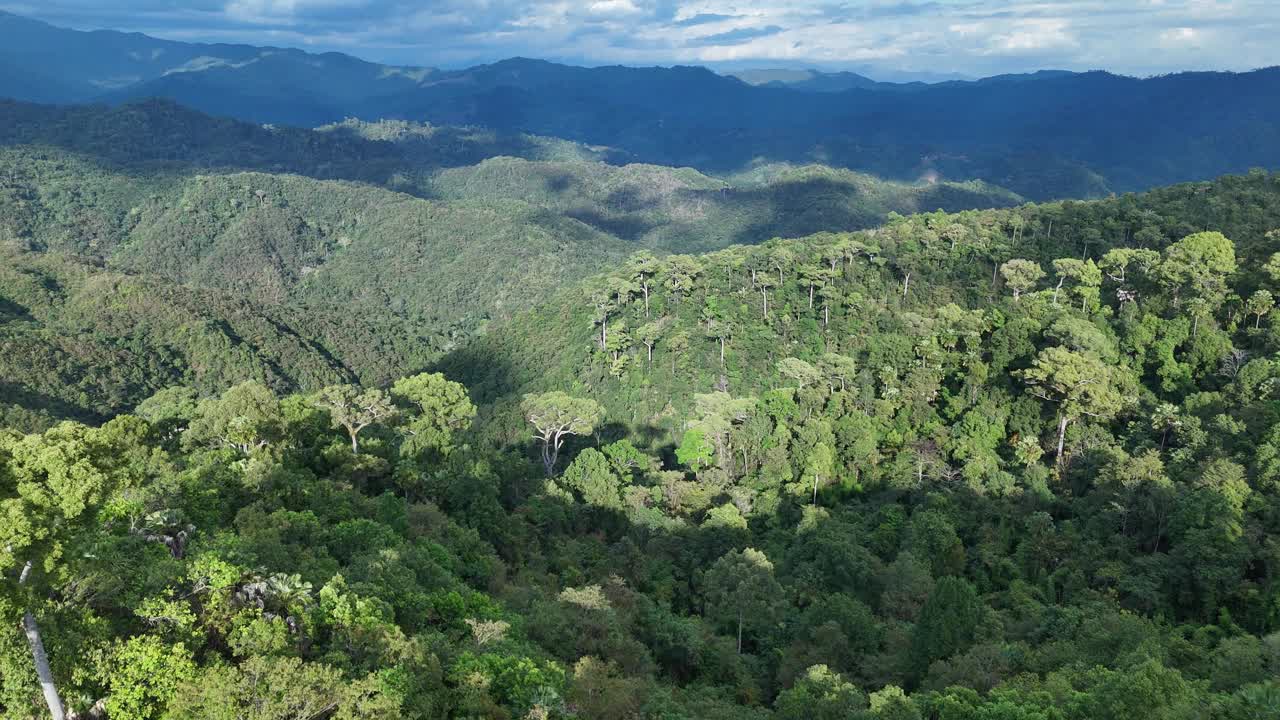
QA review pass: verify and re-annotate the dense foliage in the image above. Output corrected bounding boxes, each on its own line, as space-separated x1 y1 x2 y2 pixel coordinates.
5 167 1280 718
0 99 1019 425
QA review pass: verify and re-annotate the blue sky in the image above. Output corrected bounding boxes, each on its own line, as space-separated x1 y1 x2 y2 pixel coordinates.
2 0 1278 78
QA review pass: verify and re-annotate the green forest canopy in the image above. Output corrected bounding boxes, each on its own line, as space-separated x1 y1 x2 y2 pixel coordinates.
4 167 1280 717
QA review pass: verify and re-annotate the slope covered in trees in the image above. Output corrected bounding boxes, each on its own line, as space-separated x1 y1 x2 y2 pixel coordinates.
0 99 1022 425
5 172 1280 719
449 171 1280 440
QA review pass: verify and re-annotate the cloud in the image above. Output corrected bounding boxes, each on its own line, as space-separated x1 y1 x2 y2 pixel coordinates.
2 0 1278 77
686 24 784 47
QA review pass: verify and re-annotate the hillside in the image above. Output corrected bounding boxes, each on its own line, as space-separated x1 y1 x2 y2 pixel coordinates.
0 249 355 428
0 100 1022 426
426 160 1020 253
444 171 1280 445
4 172 1280 719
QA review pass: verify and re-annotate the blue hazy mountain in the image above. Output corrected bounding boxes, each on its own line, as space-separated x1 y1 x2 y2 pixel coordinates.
3 11 1279 200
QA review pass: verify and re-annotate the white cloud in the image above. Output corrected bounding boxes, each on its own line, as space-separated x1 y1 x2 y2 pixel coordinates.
588 0 641 16
4 0 1280 76
1159 26 1199 43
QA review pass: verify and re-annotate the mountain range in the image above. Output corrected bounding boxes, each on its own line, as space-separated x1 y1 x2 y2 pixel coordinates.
3 10 1279 201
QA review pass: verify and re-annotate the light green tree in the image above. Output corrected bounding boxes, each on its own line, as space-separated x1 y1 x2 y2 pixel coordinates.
391 372 475 460
625 251 662 317
1157 231 1237 306
1051 258 1102 311
676 429 715 480
2 423 124 720
999 259 1045 301
522 392 602 476
314 385 398 454
187 381 283 456
1019 346 1129 463
1246 289 1274 329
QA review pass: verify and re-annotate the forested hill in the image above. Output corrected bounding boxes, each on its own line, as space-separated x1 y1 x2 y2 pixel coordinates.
448 170 1280 446
4 172 1280 719
0 99 1020 426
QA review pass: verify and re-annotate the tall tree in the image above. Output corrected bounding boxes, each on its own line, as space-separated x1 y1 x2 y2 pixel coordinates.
2 423 124 720
1157 231 1237 307
1019 346 1129 463
999 259 1045 301
1246 289 1274 329
703 548 785 654
314 385 398 454
391 372 475 460
522 392 602 476
625 251 662 318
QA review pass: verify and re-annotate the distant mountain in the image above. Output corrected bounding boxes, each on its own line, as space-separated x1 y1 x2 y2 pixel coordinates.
0 10 435 110
3 11 1280 201
727 68 886 92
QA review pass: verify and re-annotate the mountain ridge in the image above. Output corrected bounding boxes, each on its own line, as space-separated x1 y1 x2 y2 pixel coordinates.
6 11 1280 200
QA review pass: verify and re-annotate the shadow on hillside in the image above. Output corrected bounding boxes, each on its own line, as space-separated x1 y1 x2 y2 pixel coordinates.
0 98 626 201
565 208 661 242
0 380 105 424
718 178 879 247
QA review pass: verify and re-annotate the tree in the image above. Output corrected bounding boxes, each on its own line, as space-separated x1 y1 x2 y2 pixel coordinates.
314 385 398 454
662 255 702 305
391 372 475 460
1101 247 1160 306
187 381 284 456
166 655 397 719
799 264 829 310
774 665 867 720
635 321 664 366
1000 259 1044 301
559 448 625 509
909 576 982 677
1264 250 1280 285
1157 231 1237 306
1051 258 1102 311
701 301 735 368
591 277 637 351
757 273 776 318
804 442 835 505
625 252 662 318
2 423 123 720
703 548 785 653
1019 346 1129 464
666 331 690 374
689 393 757 472
769 244 795 286
817 353 857 392
1246 289 1274 329
99 635 197 720
522 392 602 476
676 429 715 480
777 358 822 389
818 284 841 327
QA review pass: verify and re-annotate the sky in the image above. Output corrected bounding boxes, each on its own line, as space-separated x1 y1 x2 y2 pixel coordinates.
1 0 1278 79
